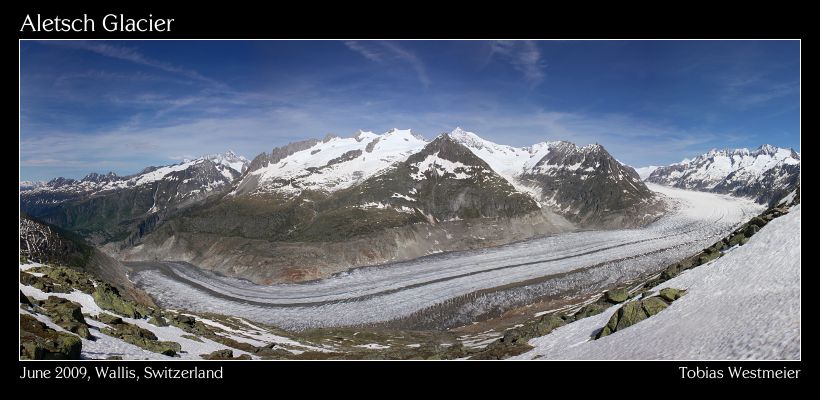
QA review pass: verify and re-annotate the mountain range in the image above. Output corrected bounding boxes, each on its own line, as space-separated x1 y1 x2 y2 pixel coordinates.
645 144 800 205
21 128 664 283
21 129 799 284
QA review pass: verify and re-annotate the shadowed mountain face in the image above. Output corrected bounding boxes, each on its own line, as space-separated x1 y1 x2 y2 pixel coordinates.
646 145 800 205
520 141 661 227
21 129 667 283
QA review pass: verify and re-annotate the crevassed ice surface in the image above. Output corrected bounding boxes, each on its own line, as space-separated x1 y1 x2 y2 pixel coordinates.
130 184 763 330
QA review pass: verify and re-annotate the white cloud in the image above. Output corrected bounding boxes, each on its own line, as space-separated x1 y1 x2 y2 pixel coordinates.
344 41 431 88
60 42 225 89
344 41 383 62
489 40 545 86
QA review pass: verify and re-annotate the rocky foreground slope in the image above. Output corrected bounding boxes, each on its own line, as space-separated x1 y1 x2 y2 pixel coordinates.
514 199 801 359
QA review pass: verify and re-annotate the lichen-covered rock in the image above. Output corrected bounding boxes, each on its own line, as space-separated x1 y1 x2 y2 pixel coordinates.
574 303 609 319
169 314 196 329
698 250 720 265
96 313 123 325
201 349 234 360
181 334 204 343
641 296 669 316
148 316 168 327
501 329 522 344
661 264 680 280
20 314 82 359
728 232 747 247
20 291 32 306
615 301 648 331
101 320 181 357
531 314 566 336
744 224 760 237
658 287 685 302
605 288 630 304
102 322 157 341
45 267 96 294
41 296 93 339
749 216 768 228
93 284 139 318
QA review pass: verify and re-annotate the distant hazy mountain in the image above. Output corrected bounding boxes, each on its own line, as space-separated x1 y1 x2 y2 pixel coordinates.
20 151 248 244
633 166 660 181
647 145 800 205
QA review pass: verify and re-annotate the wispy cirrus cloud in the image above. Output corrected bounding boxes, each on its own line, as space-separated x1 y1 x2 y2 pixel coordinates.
344 41 383 62
489 40 546 87
719 74 798 108
344 41 431 88
60 42 225 89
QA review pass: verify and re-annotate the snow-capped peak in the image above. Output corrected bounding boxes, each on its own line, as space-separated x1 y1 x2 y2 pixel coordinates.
243 128 428 196
203 150 249 174
19 180 46 190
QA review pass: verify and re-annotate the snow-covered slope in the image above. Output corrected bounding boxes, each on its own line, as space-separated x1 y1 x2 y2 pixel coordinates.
514 204 801 360
236 129 426 196
448 127 555 184
201 150 249 176
19 180 46 190
647 145 800 204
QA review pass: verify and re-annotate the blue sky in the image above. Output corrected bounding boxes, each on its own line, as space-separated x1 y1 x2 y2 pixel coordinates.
20 40 800 181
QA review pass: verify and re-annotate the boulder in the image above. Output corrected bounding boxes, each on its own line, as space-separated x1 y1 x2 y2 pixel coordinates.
597 311 620 339
532 314 566 336
744 224 760 237
20 315 83 360
574 303 609 320
698 251 720 265
201 349 234 360
20 291 32 306
658 288 685 302
97 313 123 325
615 301 648 331
501 329 522 344
43 296 85 323
749 216 768 228
41 297 93 339
181 334 204 343
641 297 669 316
604 288 630 304
148 316 168 327
102 321 180 357
145 341 182 357
92 284 141 318
707 241 725 254
728 232 747 247
661 264 680 280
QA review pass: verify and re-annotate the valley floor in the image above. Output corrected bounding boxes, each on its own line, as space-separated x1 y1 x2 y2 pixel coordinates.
126 185 762 331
